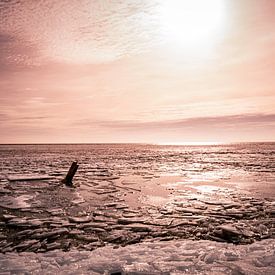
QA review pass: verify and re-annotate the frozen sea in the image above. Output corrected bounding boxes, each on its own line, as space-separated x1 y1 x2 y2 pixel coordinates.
0 142 274 274
1 142 275 187
1 142 275 199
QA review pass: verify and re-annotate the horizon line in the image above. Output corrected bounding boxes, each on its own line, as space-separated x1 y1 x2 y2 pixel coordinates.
0 141 275 146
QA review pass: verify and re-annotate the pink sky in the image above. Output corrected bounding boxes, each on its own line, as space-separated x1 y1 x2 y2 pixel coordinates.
0 0 275 143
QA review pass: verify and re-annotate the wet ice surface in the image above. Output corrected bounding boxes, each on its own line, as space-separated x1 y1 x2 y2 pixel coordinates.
0 143 274 273
1 239 275 275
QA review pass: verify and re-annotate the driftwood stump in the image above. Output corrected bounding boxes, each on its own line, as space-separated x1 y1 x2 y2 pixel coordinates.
62 161 79 187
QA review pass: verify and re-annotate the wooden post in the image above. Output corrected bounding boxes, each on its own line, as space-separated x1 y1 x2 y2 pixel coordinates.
62 161 79 187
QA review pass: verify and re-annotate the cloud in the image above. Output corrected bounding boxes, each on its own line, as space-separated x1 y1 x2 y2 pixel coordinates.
1 113 274 143
0 113 9 122
0 33 14 44
0 32 41 72
81 113 275 130
0 112 50 124
0 0 275 143
0 0 161 66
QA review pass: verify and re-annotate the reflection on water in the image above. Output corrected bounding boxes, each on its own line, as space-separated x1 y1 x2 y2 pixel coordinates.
189 185 230 194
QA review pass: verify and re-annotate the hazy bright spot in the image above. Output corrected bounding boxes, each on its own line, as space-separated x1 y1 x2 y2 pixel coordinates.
158 0 227 52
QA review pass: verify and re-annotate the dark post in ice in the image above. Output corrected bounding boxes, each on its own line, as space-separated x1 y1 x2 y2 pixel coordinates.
62 161 79 187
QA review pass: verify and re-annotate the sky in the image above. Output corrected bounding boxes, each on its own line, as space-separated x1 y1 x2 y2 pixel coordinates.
0 0 275 144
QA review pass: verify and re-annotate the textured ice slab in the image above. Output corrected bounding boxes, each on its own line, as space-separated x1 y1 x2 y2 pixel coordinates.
0 239 274 274
0 194 33 209
7 175 52 181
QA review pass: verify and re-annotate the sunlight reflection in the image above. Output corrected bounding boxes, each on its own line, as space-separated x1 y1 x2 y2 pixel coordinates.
158 141 223 146
191 185 224 193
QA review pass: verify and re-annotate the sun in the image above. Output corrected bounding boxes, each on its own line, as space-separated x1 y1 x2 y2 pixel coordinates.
158 0 227 52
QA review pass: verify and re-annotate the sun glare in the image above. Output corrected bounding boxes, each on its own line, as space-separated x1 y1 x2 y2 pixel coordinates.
158 142 223 146
158 0 227 52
